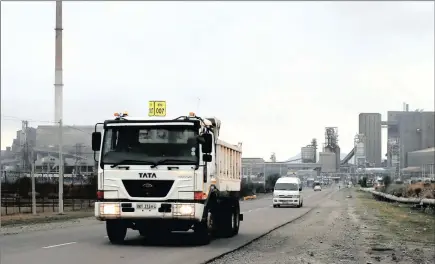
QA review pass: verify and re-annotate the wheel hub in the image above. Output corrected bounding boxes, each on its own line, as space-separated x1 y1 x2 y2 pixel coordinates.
206 211 213 230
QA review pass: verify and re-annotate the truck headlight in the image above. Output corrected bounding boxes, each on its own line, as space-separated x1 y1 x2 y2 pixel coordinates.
100 203 120 216
173 204 195 216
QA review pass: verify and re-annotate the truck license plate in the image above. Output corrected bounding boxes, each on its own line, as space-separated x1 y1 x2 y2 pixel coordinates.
136 203 157 210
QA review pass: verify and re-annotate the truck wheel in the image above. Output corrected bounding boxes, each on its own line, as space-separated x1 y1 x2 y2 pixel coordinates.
231 202 240 236
218 200 240 238
106 220 127 244
194 208 214 245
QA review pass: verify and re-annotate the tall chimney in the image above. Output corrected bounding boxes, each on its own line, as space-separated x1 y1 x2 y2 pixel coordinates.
54 0 63 124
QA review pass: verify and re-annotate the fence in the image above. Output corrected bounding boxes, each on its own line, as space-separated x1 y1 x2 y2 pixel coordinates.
1 171 96 215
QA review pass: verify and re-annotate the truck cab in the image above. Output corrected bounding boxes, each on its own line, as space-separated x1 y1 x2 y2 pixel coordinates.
92 112 243 245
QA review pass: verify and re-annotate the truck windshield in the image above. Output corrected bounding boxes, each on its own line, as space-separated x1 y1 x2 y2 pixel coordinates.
101 125 199 166
274 183 299 191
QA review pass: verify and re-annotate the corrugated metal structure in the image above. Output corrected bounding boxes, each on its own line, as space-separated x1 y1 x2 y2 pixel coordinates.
36 125 95 148
301 146 316 163
407 147 434 172
242 158 265 177
359 113 382 167
319 152 336 172
242 158 320 178
387 111 435 168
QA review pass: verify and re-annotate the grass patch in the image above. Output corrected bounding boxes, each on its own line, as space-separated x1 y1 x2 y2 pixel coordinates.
1 210 94 227
355 192 435 245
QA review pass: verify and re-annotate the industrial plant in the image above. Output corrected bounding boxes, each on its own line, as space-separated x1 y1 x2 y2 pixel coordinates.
1 103 434 185
242 103 434 183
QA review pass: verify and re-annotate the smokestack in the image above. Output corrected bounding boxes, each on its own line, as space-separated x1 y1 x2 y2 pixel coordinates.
406 104 409 112
54 0 63 124
402 102 406 111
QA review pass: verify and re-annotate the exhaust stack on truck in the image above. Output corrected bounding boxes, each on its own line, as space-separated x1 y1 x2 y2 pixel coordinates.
92 112 243 245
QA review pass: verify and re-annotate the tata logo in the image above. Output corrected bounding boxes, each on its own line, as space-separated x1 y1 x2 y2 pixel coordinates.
139 172 157 178
142 183 153 188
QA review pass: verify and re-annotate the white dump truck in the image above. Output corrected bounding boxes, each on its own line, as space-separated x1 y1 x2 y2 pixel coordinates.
92 112 243 245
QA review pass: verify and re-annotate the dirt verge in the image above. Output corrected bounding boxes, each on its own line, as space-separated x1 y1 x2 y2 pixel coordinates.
1 210 94 227
209 188 435 264
353 190 435 264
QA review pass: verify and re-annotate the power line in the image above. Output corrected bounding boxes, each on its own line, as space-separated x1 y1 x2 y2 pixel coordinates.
1 114 92 135
1 115 55 124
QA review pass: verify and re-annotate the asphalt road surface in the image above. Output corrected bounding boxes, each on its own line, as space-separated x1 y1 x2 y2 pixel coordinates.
0 187 336 264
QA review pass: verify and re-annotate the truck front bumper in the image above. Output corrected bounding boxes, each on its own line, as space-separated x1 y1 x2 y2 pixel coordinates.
95 201 204 221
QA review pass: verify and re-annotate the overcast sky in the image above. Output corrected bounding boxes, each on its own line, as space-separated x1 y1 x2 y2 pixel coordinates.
1 1 434 160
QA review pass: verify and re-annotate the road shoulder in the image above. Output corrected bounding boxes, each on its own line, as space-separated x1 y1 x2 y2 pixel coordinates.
353 190 435 263
1 211 96 236
209 187 435 264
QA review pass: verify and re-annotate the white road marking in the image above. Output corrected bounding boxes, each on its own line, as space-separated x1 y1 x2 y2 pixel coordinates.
42 242 77 249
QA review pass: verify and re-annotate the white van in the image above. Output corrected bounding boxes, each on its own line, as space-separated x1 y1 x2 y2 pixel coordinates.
272 177 303 208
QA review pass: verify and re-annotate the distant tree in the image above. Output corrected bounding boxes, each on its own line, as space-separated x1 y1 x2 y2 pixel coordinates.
383 175 392 188
266 173 281 190
16 177 31 197
359 176 368 188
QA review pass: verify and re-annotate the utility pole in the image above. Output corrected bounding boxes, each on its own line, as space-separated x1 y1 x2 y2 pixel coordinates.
31 150 36 215
196 97 201 114
74 143 83 176
54 0 64 214
58 119 64 214
21 120 29 172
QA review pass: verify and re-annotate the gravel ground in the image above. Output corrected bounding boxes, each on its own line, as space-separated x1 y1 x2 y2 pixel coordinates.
208 188 435 264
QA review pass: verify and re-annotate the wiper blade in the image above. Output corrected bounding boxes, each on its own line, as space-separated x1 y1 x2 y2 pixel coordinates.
110 160 157 168
151 159 195 168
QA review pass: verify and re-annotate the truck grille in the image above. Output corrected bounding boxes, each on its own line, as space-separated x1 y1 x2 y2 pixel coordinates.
122 180 174 198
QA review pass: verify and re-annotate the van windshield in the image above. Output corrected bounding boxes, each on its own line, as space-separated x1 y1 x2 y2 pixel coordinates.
274 183 299 191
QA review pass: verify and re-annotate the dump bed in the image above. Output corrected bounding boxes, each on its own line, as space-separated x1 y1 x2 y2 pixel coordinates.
215 139 242 192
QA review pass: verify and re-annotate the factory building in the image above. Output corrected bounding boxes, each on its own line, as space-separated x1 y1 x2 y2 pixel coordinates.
403 147 435 178
359 113 382 167
387 111 435 168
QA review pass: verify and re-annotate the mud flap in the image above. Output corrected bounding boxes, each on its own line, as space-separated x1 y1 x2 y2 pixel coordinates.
239 213 244 221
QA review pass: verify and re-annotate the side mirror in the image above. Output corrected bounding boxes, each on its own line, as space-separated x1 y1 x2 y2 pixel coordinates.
200 133 213 153
203 154 212 162
299 187 302 191
92 132 102 151
196 136 205 144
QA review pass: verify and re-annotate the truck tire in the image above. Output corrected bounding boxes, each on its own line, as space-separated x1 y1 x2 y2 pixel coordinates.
218 200 240 238
231 201 240 236
194 207 214 245
106 220 127 244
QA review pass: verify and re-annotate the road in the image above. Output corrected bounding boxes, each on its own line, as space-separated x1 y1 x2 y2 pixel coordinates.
0 187 336 264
